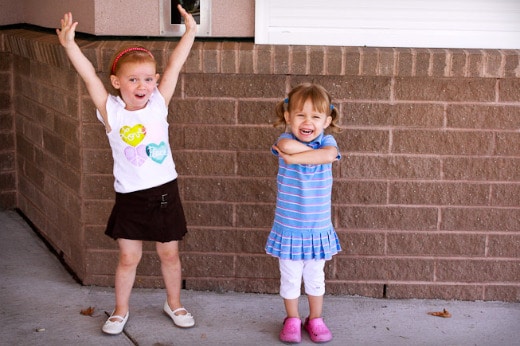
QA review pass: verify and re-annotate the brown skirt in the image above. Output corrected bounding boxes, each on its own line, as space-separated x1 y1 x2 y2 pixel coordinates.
105 179 187 242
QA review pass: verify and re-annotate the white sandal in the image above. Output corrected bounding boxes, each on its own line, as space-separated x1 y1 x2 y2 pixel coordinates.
163 301 195 328
102 311 129 335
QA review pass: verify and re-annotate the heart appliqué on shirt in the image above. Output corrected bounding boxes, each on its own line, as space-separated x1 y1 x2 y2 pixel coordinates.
120 124 146 147
124 145 147 166
146 142 168 164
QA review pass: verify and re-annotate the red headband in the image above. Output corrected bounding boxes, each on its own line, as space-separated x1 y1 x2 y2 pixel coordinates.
111 47 154 74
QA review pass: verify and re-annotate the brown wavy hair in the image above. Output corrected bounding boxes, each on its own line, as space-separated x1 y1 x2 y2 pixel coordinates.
273 83 342 133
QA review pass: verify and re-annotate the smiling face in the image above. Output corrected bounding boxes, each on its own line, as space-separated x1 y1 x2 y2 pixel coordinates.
110 61 159 111
284 98 332 143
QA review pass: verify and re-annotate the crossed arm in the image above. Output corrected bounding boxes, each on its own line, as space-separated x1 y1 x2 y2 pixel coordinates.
272 138 339 165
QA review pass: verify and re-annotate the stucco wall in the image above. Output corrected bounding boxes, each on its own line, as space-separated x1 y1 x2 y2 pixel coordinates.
0 0 254 37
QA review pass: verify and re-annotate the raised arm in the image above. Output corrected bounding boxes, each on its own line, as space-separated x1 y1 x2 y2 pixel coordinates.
158 4 197 105
56 12 109 122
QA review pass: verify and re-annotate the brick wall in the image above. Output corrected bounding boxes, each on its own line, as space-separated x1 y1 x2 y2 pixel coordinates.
1 28 520 302
0 43 16 208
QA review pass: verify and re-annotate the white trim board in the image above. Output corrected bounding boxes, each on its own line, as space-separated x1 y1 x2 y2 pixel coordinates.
255 0 520 49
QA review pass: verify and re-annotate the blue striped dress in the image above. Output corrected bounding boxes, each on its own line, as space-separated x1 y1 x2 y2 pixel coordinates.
265 132 342 261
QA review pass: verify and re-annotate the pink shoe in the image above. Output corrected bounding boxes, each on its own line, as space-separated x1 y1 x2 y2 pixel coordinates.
304 317 332 343
279 317 302 343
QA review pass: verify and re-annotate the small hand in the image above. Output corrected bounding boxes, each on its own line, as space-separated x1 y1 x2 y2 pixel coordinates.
177 4 197 35
56 12 78 48
272 145 292 164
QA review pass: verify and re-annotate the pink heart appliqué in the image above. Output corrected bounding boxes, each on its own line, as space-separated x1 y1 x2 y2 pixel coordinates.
124 145 147 166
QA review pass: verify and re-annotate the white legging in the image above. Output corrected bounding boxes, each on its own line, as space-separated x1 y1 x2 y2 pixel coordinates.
279 259 326 299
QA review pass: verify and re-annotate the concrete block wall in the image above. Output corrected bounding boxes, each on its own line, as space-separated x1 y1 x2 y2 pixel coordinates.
0 49 15 209
1 27 520 301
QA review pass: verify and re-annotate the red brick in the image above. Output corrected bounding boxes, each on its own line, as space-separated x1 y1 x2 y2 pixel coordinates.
294 75 392 101
396 48 414 77
443 157 520 181
387 233 485 256
238 42 254 74
184 74 286 98
184 126 276 150
484 285 520 302
183 177 275 203
392 130 493 155
173 99 235 124
326 282 383 298
488 235 520 257
83 175 114 199
447 105 520 130
0 151 14 173
202 41 220 73
441 208 520 232
183 201 234 227
238 100 278 125
255 45 273 74
335 129 389 153
82 149 113 174
338 231 386 256
335 257 434 281
235 255 277 278
220 42 238 74
333 180 387 205
337 206 438 230
344 47 361 76
360 48 378 76
0 172 15 190
237 152 277 177
466 49 485 77
377 48 395 76
342 155 441 180
388 182 490 206
415 49 431 77
273 45 290 75
499 78 520 102
182 253 235 277
395 77 496 102
490 184 520 207
325 46 343 75
236 203 275 228
483 50 504 77
175 151 236 176
503 50 520 78
386 284 483 300
184 41 203 73
431 49 448 77
290 46 308 75
344 103 444 127
436 259 520 282
449 50 467 77
309 46 325 75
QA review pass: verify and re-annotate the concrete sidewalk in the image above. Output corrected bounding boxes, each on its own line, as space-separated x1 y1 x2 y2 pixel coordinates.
1 209 519 346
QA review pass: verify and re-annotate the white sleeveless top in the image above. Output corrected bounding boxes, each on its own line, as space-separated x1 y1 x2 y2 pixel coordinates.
96 89 177 193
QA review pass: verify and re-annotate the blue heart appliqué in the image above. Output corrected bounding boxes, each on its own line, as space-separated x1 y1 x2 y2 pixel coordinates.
146 142 168 164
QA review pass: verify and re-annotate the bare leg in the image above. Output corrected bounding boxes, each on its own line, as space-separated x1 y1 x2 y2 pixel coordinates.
156 240 186 315
307 294 323 320
112 239 142 319
284 297 300 318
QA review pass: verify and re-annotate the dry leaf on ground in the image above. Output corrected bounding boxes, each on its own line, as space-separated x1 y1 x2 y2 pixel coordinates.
80 306 95 316
427 308 452 318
